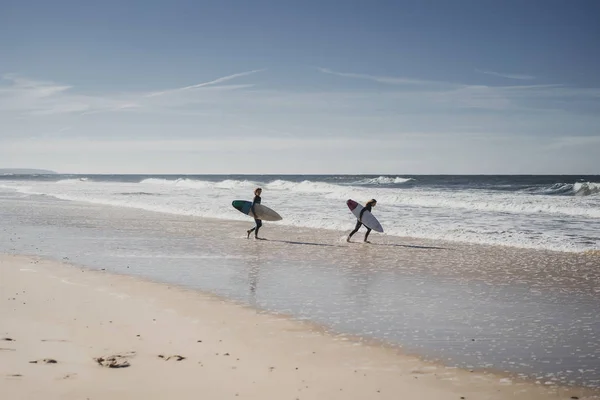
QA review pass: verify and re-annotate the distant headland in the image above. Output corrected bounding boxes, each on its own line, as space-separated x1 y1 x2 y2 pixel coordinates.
0 168 57 175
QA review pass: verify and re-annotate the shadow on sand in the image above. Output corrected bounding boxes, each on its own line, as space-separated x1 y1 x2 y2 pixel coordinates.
253 238 447 250
264 239 341 247
368 243 449 250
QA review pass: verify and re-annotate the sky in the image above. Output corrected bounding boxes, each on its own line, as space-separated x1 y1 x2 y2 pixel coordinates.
1 0 599 174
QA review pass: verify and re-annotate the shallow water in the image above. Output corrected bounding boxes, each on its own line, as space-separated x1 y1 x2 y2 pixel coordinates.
1 192 599 388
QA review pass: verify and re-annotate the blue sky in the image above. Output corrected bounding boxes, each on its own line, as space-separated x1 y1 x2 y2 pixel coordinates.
1 0 599 174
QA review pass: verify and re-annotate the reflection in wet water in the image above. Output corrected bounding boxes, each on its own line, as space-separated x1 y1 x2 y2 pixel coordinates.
1 193 599 388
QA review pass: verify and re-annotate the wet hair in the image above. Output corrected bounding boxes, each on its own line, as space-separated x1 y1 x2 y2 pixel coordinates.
254 187 262 195
366 199 377 207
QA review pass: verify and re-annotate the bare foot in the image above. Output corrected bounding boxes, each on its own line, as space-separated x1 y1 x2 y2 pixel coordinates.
246 230 251 239
364 240 371 244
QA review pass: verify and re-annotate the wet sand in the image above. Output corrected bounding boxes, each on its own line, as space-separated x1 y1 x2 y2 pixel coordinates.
3 254 598 400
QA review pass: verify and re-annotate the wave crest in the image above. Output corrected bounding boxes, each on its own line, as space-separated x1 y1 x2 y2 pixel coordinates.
355 176 414 185
573 182 600 196
541 182 600 196
140 178 255 190
266 180 341 193
56 178 88 184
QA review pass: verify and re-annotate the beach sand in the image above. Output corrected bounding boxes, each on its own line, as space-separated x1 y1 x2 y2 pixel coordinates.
2 254 598 400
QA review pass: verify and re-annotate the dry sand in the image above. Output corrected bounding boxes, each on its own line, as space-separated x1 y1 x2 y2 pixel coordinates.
1 254 598 400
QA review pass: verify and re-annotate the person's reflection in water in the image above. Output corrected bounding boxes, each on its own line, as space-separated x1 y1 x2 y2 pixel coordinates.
246 242 263 306
249 264 260 301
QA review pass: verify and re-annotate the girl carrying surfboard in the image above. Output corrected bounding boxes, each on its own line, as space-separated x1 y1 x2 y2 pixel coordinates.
347 199 377 243
246 188 263 239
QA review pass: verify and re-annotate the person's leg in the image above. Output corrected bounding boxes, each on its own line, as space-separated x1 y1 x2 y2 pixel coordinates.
364 227 372 242
347 220 362 242
254 219 263 238
247 225 256 238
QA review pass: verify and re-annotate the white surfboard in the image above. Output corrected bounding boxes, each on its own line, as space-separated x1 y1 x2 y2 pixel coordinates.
346 199 383 232
231 200 282 221
250 203 282 221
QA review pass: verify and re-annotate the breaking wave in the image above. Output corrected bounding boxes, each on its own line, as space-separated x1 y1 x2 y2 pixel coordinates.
540 182 600 196
354 176 414 185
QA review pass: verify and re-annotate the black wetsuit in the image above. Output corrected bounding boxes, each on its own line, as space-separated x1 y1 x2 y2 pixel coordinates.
247 195 262 237
348 203 372 241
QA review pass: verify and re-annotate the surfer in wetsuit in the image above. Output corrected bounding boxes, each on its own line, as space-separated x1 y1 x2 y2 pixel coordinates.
246 188 263 239
347 199 377 243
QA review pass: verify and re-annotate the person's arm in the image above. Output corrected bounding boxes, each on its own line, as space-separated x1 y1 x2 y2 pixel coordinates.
251 196 258 217
359 207 367 222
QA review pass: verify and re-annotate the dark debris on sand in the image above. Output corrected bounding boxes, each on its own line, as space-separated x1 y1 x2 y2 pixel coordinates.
29 359 58 364
94 352 135 368
158 354 186 361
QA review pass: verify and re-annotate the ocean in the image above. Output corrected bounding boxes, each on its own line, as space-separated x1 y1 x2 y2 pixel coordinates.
1 174 598 252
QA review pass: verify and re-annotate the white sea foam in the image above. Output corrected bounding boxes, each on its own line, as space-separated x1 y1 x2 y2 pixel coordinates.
535 181 600 196
214 179 256 189
141 178 211 189
141 177 256 190
0 178 598 253
56 178 88 184
573 182 600 196
355 176 414 185
266 179 343 193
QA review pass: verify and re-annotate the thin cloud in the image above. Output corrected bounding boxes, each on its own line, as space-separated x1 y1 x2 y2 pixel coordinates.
1 74 72 97
0 74 136 116
0 71 263 117
2 69 598 125
475 69 535 80
79 103 141 116
317 67 449 86
146 69 265 97
1 136 417 154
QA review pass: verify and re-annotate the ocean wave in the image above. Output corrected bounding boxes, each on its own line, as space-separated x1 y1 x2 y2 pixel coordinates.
370 191 600 219
140 178 209 188
541 183 575 195
117 192 161 196
56 178 88 184
214 179 256 189
266 179 342 193
140 178 256 190
573 182 600 196
539 182 600 197
354 176 414 185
